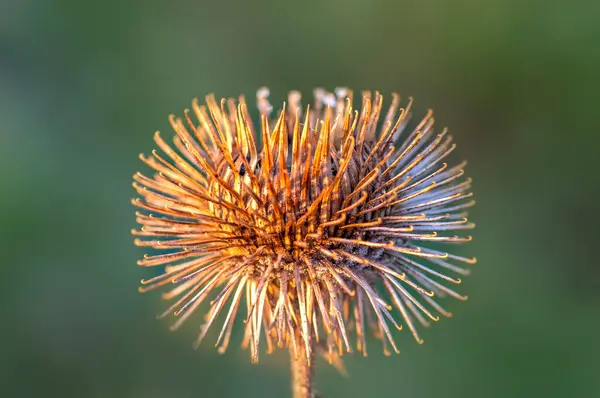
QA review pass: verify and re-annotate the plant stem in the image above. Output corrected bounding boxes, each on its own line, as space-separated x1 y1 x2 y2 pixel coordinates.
290 343 316 398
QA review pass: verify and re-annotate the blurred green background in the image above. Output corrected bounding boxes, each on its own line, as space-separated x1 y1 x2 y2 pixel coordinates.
2 0 599 397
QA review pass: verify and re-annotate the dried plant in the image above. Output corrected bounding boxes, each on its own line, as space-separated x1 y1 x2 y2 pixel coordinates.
132 87 476 397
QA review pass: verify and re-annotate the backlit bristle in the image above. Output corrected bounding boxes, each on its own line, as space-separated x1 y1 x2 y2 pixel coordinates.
132 87 476 365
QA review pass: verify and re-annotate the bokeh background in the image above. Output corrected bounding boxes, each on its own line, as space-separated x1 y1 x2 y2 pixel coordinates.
2 0 599 397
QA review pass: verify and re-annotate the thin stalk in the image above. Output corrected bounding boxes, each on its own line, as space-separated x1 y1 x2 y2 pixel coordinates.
290 342 316 398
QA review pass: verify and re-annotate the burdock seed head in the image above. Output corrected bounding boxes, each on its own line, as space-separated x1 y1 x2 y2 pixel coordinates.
132 87 476 367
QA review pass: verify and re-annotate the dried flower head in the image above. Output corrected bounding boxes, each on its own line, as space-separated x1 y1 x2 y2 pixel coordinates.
132 87 475 366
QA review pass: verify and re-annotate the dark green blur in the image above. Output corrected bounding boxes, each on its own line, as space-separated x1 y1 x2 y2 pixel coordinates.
1 1 598 397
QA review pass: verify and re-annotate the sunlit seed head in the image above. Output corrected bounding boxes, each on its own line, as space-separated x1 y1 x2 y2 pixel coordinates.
132 87 476 366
